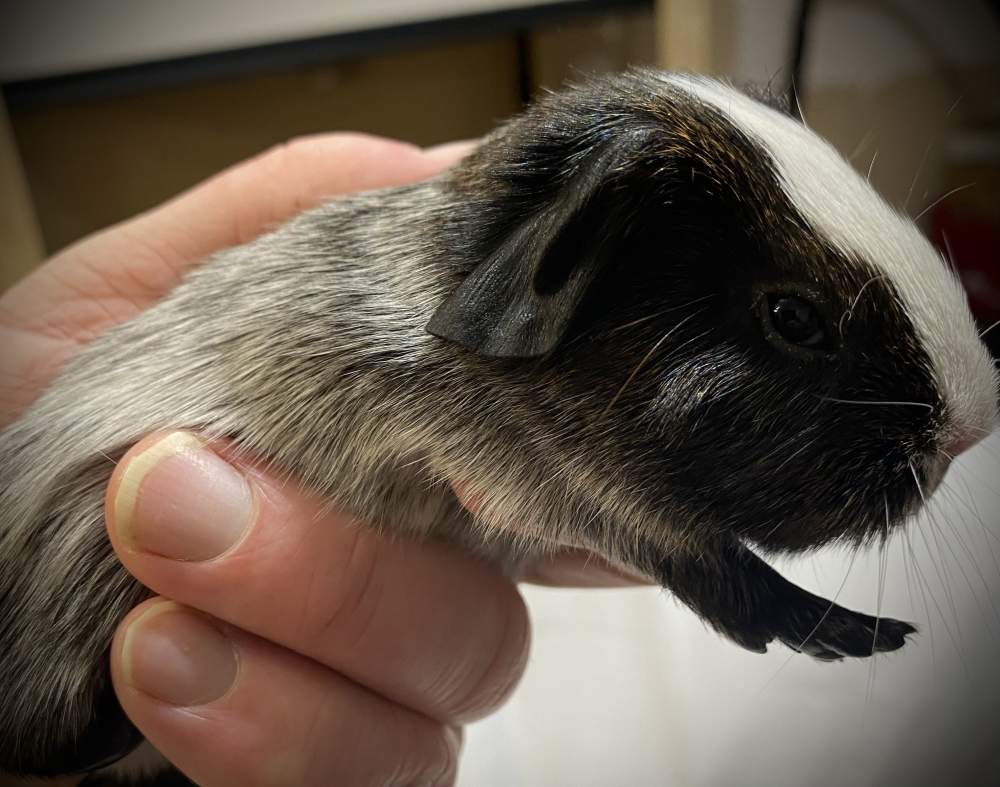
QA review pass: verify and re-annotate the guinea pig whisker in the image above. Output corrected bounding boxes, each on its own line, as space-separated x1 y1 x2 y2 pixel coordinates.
946 458 1000 504
902 528 938 669
793 89 809 129
602 309 707 418
866 150 880 184
949 479 1000 631
913 182 976 223
947 481 999 579
794 549 859 654
934 483 1000 636
910 462 946 578
848 128 876 163
952 476 1000 552
910 521 967 676
605 294 715 335
839 274 888 336
896 527 918 643
976 442 1000 471
865 519 890 709
945 92 966 119
849 274 887 315
903 142 934 214
963 424 997 436
754 549 860 697
927 499 983 639
910 461 966 658
978 318 1000 340
819 396 934 411
924 517 978 675
764 65 785 100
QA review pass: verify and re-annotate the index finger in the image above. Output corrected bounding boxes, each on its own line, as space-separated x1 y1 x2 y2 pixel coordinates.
122 134 475 267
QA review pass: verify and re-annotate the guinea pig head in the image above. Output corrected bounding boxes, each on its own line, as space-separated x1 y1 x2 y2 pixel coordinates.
428 70 999 558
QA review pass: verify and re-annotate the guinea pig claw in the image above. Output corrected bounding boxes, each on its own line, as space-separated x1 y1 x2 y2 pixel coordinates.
725 630 770 654
772 599 917 661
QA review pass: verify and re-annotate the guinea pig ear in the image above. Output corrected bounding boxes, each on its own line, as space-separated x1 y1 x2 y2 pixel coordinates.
426 146 631 358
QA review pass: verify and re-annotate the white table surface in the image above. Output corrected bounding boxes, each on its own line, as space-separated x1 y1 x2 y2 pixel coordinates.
0 0 575 81
460 430 1000 786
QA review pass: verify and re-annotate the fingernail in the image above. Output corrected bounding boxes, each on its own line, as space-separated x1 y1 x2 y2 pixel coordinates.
121 602 238 706
114 431 253 561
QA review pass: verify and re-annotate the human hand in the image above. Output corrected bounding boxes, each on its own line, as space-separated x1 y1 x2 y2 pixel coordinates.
0 134 648 785
104 429 525 784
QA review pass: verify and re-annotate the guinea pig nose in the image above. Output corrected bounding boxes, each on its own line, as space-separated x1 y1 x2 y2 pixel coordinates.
943 433 979 460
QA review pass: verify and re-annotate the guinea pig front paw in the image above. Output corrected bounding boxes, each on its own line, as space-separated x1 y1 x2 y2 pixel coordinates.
766 590 916 661
655 540 917 661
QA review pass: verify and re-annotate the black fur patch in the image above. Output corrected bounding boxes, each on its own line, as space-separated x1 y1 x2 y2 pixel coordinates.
436 69 941 551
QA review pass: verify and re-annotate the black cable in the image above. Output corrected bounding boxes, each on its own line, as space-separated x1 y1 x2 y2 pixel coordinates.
787 0 815 120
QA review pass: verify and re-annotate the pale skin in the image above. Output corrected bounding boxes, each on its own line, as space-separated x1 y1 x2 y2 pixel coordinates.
0 134 648 786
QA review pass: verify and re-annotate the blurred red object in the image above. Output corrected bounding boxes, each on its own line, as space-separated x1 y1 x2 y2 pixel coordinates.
931 202 1000 326
928 129 1000 356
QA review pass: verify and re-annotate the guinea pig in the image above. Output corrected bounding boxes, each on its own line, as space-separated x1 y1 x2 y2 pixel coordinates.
1 68 997 780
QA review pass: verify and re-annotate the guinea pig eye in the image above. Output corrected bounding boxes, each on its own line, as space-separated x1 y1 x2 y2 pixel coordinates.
766 295 828 349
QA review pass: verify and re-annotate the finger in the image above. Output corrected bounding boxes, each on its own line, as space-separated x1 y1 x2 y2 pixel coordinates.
423 138 479 166
115 133 466 265
112 599 460 787
6 134 465 331
521 548 655 587
106 431 529 724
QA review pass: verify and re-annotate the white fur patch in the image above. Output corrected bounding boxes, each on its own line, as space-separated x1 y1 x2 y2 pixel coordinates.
665 73 998 443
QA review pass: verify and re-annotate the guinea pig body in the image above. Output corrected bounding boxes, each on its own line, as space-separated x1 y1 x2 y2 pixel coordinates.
0 69 996 779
